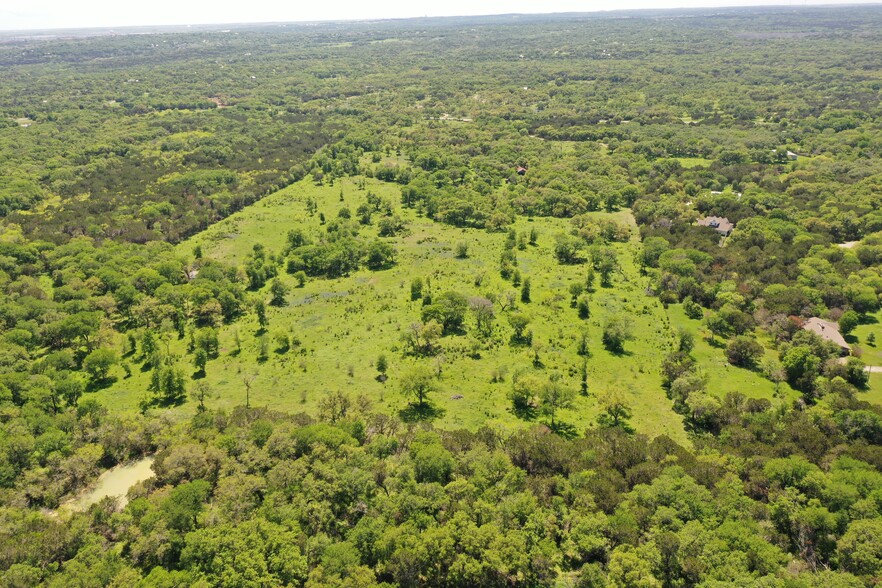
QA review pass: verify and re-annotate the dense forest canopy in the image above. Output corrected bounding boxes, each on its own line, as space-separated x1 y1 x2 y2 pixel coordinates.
3 6 882 587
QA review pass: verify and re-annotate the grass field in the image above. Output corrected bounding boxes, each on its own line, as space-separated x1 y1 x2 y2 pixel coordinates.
666 304 800 405
676 157 713 169
90 176 690 443
86 178 882 442
92 175 882 441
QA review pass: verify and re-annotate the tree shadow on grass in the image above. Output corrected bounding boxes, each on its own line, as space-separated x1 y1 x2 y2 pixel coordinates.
85 376 117 393
399 402 445 423
549 421 578 439
511 404 538 421
706 337 726 349
604 347 634 357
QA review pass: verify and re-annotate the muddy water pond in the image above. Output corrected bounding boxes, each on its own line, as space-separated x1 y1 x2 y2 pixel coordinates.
63 457 155 512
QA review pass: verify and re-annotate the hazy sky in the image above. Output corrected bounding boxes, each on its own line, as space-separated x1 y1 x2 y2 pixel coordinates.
1 0 879 31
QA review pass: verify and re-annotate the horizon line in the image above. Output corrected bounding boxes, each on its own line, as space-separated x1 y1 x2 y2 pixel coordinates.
2 2 881 36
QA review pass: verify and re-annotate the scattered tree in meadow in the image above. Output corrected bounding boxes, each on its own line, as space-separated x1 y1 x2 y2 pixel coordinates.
269 278 289 306
569 282 585 306
254 298 268 329
376 354 388 381
190 381 214 412
602 316 633 353
726 336 764 367
508 313 532 345
469 296 495 338
421 291 469 335
193 348 208 375
82 348 118 385
577 295 591 319
402 321 442 356
554 233 583 264
520 277 531 303
540 379 575 427
597 392 634 432
400 365 438 408
509 373 542 415
410 277 423 301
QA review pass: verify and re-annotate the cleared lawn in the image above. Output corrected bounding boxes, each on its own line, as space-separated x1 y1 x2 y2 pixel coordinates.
666 304 799 405
848 312 882 404
676 157 713 169
96 177 691 443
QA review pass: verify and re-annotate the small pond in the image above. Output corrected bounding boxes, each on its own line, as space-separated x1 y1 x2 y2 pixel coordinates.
63 457 155 512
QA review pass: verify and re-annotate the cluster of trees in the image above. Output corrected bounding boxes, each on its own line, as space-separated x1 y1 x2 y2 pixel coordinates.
3 393 882 586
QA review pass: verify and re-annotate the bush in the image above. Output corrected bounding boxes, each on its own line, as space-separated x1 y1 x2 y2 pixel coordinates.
577 295 591 319
726 336 764 367
683 297 704 320
602 316 633 353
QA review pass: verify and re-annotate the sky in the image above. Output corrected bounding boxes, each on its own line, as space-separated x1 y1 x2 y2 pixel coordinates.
1 0 879 31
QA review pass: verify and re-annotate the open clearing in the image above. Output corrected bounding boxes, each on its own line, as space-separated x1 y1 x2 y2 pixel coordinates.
92 175 880 441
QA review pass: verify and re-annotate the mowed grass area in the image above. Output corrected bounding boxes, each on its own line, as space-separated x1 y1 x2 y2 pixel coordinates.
666 304 800 405
96 176 693 442
849 312 882 404
675 157 713 169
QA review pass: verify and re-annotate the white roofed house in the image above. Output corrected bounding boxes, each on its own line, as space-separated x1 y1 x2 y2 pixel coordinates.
697 216 735 237
802 317 851 355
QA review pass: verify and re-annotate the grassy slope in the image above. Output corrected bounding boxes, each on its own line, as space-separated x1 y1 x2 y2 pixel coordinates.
666 304 800 404
850 312 882 405
92 176 690 443
96 174 882 441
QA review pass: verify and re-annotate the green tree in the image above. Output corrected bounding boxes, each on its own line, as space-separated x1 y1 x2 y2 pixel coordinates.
82 348 118 384
410 277 423 301
469 296 495 338
421 291 469 335
190 381 214 412
683 297 704 320
597 392 634 432
602 316 633 353
540 379 575 427
376 354 388 381
554 233 583 264
508 313 532 344
726 336 764 367
254 298 268 329
577 295 591 319
569 282 585 306
181 519 308 587
839 310 860 335
193 348 208 375
520 277 531 303
400 365 438 408
410 433 454 484
705 311 732 342
269 278 289 306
